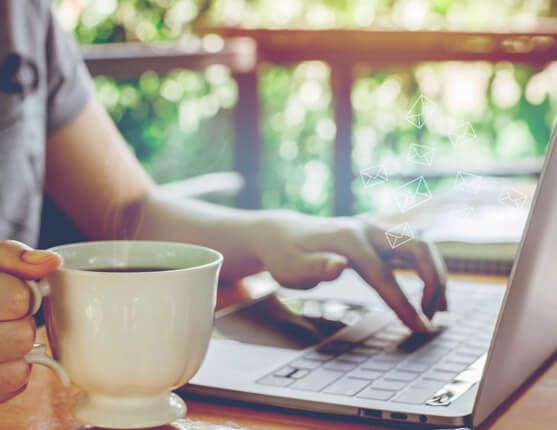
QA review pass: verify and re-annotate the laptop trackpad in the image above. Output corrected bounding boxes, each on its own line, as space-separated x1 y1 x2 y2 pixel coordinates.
214 294 373 350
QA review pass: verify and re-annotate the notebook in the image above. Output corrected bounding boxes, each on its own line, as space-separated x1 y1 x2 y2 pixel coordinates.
420 205 527 275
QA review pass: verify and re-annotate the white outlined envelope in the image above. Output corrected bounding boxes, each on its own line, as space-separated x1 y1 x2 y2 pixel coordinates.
407 144 435 166
498 187 528 209
454 171 483 194
449 122 477 147
385 222 415 249
360 165 388 188
406 95 436 129
394 176 432 212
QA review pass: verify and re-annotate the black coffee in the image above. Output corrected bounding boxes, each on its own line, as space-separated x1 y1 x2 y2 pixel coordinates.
87 267 177 273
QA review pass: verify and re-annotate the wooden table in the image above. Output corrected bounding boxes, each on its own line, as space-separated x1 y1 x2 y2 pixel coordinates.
0 276 555 430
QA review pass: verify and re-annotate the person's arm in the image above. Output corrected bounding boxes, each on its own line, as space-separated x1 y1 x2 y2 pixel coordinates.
45 98 262 279
46 97 447 332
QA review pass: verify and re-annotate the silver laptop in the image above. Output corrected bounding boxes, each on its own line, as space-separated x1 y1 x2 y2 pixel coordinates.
183 129 557 428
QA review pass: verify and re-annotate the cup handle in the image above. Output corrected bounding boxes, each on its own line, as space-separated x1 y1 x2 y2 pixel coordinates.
27 278 50 315
24 279 71 386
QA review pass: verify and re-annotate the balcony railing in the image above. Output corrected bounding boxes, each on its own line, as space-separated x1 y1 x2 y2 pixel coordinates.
82 26 557 215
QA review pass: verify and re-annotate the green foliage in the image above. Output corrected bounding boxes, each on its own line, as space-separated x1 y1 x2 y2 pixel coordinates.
94 66 236 184
60 0 211 43
205 0 551 29
352 62 557 214
57 0 557 215
260 62 334 215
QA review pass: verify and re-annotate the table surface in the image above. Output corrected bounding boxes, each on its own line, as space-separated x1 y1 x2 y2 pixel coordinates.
0 275 555 430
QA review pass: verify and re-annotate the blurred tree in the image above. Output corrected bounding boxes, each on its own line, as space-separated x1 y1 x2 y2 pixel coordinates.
56 0 557 215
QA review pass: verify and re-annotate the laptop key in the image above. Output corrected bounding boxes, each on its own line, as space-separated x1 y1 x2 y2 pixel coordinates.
435 361 467 373
347 367 383 381
274 366 295 377
374 351 407 362
439 330 469 342
289 369 310 379
430 338 460 349
358 387 396 401
324 377 370 396
423 369 458 382
384 370 419 383
258 374 295 388
338 352 369 364
290 358 322 370
393 387 435 405
371 379 408 391
397 361 431 373
454 346 483 360
476 332 493 342
451 325 476 335
304 351 335 362
445 354 474 366
411 378 445 391
361 359 397 372
467 339 490 350
412 347 450 364
290 368 344 392
324 359 357 372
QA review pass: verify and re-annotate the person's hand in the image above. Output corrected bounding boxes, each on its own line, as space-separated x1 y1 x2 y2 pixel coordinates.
249 211 447 333
0 241 62 403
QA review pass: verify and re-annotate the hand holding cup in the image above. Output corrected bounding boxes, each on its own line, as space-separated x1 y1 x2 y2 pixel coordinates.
0 240 62 403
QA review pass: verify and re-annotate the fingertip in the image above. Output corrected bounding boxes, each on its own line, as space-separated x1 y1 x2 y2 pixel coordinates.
42 253 63 270
21 250 62 266
424 292 448 318
410 312 434 333
14 251 62 280
422 300 437 320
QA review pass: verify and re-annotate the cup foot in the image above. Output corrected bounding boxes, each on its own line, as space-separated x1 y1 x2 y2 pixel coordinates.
74 392 186 429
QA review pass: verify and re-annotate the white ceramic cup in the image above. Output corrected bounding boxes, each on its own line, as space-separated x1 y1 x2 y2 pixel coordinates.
24 240 223 429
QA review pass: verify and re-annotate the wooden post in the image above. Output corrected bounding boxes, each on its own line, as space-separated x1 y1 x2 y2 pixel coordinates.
331 64 354 216
233 71 262 209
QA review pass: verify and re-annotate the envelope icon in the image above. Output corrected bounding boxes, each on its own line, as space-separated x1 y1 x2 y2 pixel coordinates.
394 176 433 212
449 122 477 147
498 187 528 209
454 171 483 194
406 95 436 129
385 222 415 249
360 165 388 188
407 144 435 166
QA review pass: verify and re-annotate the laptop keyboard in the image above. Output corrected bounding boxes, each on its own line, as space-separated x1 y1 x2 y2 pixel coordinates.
257 286 503 405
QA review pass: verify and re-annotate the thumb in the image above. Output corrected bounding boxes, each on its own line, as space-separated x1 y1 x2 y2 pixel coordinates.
0 240 62 280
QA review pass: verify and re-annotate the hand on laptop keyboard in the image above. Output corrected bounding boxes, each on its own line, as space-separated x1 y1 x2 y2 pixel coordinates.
250 211 448 332
258 290 500 403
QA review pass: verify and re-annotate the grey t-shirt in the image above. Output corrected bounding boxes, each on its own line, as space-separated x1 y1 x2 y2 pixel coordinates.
0 0 91 246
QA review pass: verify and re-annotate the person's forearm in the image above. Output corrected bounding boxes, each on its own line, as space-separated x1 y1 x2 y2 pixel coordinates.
131 192 264 280
45 98 263 279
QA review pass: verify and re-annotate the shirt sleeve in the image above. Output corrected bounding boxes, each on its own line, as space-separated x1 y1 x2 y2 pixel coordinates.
46 8 92 135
